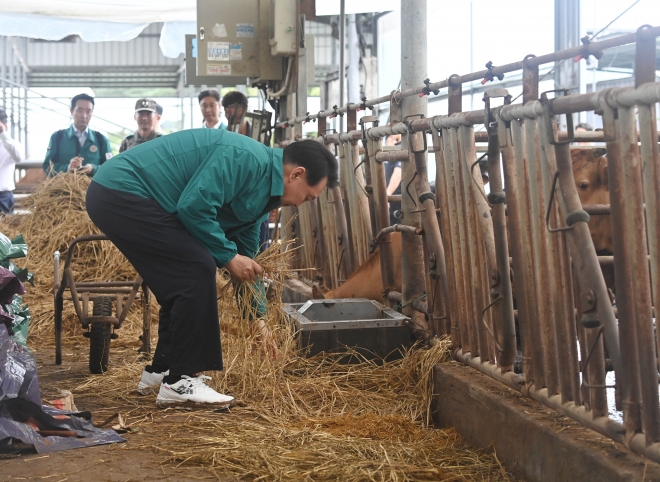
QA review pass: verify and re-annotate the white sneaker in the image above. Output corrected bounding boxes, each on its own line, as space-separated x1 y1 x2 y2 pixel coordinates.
137 369 169 395
156 375 235 409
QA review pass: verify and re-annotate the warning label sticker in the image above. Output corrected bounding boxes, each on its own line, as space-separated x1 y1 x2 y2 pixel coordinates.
229 43 242 60
207 42 229 61
207 64 231 76
236 23 254 38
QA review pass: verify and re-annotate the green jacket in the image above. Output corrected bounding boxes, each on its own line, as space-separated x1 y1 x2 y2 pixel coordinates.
93 128 283 268
43 126 113 177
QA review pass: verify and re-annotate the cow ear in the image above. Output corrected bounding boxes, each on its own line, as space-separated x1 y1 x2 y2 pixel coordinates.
599 157 609 191
592 147 607 158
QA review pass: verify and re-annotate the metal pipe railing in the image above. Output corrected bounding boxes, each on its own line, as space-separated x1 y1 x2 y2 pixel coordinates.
278 24 660 466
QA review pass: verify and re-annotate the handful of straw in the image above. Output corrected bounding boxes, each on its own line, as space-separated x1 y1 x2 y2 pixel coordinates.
231 238 299 321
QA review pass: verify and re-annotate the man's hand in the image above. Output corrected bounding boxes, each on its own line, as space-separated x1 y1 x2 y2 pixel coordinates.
77 164 93 175
226 254 263 282
250 319 278 361
68 156 84 171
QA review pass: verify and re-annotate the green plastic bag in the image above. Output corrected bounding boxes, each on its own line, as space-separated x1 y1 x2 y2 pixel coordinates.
6 295 30 348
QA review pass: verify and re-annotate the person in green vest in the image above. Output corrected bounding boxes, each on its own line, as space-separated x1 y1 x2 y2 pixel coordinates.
86 130 338 408
43 93 113 177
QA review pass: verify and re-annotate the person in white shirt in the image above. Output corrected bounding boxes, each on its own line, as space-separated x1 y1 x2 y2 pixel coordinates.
0 108 25 213
198 89 227 130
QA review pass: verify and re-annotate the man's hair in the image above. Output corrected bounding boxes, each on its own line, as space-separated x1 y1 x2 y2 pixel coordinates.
222 90 248 108
576 122 594 131
0 108 7 125
70 93 95 110
198 89 220 103
155 103 163 116
283 140 339 188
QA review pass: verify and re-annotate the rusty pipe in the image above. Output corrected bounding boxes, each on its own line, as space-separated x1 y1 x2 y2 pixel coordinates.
372 224 422 250
486 131 516 370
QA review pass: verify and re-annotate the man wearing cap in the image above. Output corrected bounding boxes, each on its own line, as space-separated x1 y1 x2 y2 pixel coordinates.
43 93 112 177
119 99 163 153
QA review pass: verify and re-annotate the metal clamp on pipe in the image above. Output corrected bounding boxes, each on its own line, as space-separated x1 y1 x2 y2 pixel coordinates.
541 89 575 145
419 78 440 97
329 105 342 120
565 209 590 226
481 60 505 85
483 88 512 135
487 192 506 204
403 114 427 154
359 115 379 146
357 96 373 112
418 191 435 205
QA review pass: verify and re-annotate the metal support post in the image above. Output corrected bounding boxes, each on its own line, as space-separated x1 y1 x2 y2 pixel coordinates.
400 0 429 342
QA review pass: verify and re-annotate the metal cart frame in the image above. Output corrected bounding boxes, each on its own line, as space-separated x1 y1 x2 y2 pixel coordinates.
53 234 151 367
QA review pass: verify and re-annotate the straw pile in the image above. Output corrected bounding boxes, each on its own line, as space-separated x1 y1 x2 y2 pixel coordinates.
11 174 513 481
0 173 150 342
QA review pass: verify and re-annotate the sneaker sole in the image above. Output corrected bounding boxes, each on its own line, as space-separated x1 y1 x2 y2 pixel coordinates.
155 399 236 410
136 386 158 396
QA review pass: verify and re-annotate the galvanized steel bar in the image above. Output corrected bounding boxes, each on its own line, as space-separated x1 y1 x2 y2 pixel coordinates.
367 136 396 303
431 126 461 347
511 119 546 388
619 105 660 442
485 127 516 370
399 0 430 343
525 117 559 396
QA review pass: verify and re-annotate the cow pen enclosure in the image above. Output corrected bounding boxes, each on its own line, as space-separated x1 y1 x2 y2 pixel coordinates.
276 3 660 472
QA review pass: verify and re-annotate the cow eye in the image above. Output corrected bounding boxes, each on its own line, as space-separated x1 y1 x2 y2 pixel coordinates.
578 181 589 191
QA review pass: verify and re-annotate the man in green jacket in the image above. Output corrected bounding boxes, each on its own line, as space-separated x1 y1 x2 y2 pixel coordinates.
86 129 337 408
43 93 113 177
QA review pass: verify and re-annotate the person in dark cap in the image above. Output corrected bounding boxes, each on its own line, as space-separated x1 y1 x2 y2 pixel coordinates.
154 103 163 133
119 99 163 153
222 90 251 137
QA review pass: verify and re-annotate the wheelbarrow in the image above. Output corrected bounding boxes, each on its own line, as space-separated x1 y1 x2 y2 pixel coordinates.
54 234 151 374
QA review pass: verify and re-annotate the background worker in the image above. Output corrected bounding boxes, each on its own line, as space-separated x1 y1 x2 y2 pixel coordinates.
576 122 594 146
86 131 338 408
220 90 270 250
198 89 227 130
222 90 251 137
0 108 25 213
154 103 163 132
42 93 112 177
119 98 163 153
384 134 402 225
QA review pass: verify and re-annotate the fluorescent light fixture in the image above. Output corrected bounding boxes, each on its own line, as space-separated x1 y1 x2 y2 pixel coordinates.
316 0 399 16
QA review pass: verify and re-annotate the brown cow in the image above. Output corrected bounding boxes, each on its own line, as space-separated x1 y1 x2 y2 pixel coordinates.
571 147 611 253
312 148 612 302
312 232 402 300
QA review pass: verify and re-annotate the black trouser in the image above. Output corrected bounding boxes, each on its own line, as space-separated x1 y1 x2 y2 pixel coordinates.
86 181 223 378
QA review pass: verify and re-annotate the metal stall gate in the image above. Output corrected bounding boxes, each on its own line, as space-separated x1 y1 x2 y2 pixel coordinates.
275 21 660 463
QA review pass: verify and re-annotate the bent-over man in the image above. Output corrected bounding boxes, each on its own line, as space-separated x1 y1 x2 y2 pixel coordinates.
86 130 338 408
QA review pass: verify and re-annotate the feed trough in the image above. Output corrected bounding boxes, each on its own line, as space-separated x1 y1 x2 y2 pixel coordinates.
283 298 412 362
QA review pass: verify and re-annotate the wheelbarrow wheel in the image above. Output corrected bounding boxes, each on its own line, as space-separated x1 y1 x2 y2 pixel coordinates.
89 296 113 374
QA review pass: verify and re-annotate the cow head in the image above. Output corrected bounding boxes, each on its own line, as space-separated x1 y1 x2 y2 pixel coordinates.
311 283 326 299
571 147 612 253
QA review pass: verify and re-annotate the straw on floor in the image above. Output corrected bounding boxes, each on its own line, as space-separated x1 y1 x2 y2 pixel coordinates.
5 173 513 481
